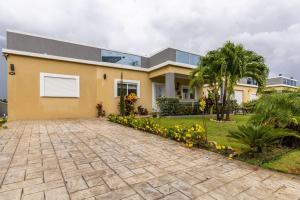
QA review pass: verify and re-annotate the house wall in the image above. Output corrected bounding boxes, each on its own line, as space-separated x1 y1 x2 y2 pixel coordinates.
7 54 152 120
149 65 191 78
201 85 258 103
265 86 298 92
267 77 283 85
233 85 258 103
148 48 176 67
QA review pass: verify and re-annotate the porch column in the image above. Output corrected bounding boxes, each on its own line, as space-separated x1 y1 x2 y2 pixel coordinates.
165 73 176 98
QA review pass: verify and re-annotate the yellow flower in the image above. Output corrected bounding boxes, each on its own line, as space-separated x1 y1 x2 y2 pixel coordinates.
199 99 206 112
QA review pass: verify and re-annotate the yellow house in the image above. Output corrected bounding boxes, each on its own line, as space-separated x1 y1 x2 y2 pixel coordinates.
3 30 203 120
202 82 259 105
2 30 262 120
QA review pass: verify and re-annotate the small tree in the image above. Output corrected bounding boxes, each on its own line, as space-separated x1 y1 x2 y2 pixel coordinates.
119 72 125 116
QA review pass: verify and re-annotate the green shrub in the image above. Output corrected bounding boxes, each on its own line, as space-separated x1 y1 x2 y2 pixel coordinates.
228 125 297 153
250 93 300 128
156 98 201 116
0 117 7 127
242 100 257 113
156 97 180 116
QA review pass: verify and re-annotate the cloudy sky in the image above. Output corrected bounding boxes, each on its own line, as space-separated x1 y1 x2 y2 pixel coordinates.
0 0 300 97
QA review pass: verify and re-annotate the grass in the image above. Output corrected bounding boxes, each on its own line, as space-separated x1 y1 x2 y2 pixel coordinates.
153 114 300 174
262 149 300 174
154 115 250 152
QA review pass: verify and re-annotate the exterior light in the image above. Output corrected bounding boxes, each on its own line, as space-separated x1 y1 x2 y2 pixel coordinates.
9 64 15 75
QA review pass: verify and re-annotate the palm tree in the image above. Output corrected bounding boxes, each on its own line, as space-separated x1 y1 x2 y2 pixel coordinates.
190 50 224 120
220 42 269 120
190 41 269 121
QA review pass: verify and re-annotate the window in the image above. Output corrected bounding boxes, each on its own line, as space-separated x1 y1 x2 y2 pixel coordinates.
40 73 80 97
283 78 297 86
246 78 257 85
181 86 196 100
101 49 141 66
176 51 189 64
189 54 200 65
114 79 140 97
176 50 200 65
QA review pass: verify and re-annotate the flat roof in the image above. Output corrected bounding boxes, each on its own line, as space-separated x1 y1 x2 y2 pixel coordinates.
6 29 202 58
2 48 197 72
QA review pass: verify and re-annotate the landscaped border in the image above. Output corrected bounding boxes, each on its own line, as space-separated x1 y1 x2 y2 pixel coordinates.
107 114 235 157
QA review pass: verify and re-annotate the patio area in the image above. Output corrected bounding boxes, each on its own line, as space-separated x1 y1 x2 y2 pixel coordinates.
0 119 299 200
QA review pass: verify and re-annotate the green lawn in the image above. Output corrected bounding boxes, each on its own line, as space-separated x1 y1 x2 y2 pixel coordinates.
153 115 300 174
154 115 250 152
262 150 300 174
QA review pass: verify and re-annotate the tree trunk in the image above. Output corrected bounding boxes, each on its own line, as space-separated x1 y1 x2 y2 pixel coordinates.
225 92 231 121
220 77 227 120
215 94 220 120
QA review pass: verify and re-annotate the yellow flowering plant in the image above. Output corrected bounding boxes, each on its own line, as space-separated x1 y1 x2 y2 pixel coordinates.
199 98 206 112
107 115 214 151
124 93 138 115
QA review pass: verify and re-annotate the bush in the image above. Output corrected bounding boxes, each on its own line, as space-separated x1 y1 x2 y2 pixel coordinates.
228 125 297 153
242 100 257 113
107 114 206 148
137 106 148 115
250 93 300 128
124 93 138 116
156 97 201 116
0 117 7 127
156 97 180 116
286 117 300 131
96 102 105 117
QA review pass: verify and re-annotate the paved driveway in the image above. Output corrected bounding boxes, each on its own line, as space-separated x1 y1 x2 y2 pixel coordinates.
0 119 299 200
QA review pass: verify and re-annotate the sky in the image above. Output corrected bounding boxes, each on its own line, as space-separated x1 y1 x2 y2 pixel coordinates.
0 0 300 98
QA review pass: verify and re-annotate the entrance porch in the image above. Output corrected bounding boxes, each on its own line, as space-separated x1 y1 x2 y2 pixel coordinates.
151 73 200 110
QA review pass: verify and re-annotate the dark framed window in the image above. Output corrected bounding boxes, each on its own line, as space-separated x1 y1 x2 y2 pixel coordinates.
101 49 141 67
116 82 138 96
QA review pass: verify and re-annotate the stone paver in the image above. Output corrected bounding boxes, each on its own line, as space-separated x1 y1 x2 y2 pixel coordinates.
0 119 299 200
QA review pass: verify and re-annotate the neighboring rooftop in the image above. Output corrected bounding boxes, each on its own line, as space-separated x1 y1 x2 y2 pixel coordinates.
267 74 298 87
5 30 201 68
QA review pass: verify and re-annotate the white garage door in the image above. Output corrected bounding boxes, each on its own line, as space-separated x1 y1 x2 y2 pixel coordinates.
234 90 243 105
250 93 258 101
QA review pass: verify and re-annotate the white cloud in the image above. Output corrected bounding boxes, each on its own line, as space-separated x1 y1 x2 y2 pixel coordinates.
0 0 300 79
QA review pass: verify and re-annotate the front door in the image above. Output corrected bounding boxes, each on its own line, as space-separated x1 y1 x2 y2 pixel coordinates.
152 83 165 110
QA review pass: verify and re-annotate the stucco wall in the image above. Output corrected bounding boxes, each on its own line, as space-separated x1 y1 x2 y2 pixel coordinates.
233 85 258 102
201 85 258 103
7 55 152 120
265 86 298 92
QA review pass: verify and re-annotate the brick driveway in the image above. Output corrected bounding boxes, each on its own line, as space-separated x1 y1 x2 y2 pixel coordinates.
0 119 299 200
